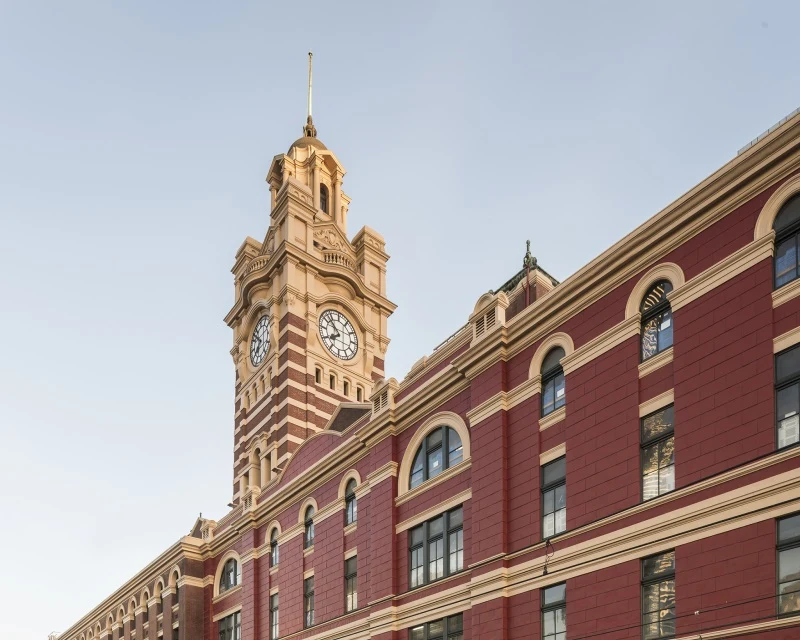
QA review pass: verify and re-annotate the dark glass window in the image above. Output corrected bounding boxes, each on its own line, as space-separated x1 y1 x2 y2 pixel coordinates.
304 505 315 549
778 513 800 615
541 347 566 417
269 593 279 640
542 583 566 640
172 627 179 640
642 550 675 639
219 558 239 593
315 368 321 384
304 576 315 628
345 479 358 526
409 426 464 490
409 506 463 588
542 456 566 538
345 555 358 612
357 387 363 402
641 281 673 362
270 528 279 567
641 405 675 501
776 345 800 450
774 195 800 289
218 611 241 640
320 184 329 213
409 614 463 640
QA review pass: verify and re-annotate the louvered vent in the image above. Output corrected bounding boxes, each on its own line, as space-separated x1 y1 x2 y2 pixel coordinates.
373 390 389 413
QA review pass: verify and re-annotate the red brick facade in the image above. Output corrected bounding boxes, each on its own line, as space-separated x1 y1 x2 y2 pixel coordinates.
55 116 800 640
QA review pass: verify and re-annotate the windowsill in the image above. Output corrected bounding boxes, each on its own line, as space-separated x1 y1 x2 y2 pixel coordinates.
638 347 673 378
773 277 800 308
212 584 242 603
269 565 279 575
642 488 676 503
303 545 314 557
539 406 566 431
344 522 357 536
395 458 472 506
407 569 467 594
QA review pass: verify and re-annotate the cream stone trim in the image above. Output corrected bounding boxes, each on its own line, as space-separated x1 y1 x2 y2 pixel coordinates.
670 233 774 311
775 326 800 353
212 584 241 604
562 315 640 375
212 550 242 598
344 547 358 560
755 173 800 240
303 546 314 557
176 575 203 589
397 411 471 496
674 617 800 640
344 522 357 536
395 489 472 533
638 347 673 378
466 377 542 427
639 390 675 417
304 568 315 579
366 461 398 486
773 277 800 308
395 459 471 507
528 332 575 378
269 566 278 576
539 443 566 466
298 496 319 523
316 498 345 524
538 406 565 432
624 263 686 319
269 586 279 596
338 469 362 499
265 519 282 544
212 604 242 623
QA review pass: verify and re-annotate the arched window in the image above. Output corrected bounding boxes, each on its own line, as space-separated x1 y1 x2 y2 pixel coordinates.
774 194 800 288
270 528 280 567
219 557 239 593
320 184 329 214
541 347 566 417
304 506 315 548
640 280 673 361
409 426 463 490
345 479 358 525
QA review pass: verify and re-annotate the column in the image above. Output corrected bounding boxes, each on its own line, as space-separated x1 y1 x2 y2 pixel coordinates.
333 174 342 224
312 164 321 209
261 453 270 487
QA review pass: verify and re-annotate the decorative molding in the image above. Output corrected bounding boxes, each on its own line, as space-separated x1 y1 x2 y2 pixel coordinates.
670 233 774 311
562 315 640 375
344 522 357 537
528 332 575 378
773 277 800 308
539 443 566 466
212 584 241 604
638 347 673 378
395 459 471 507
755 173 800 239
366 461 398 487
639 390 675 417
303 546 314 557
775 326 800 353
538 406 565 432
466 376 541 427
212 604 242 623
625 263 686 319
396 490 472 533
345 546 358 560
304 568 315 579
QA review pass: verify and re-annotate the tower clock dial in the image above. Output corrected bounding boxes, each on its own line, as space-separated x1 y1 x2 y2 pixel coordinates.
319 309 358 360
250 315 270 366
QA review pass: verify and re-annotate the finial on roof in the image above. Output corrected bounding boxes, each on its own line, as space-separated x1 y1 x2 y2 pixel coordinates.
303 51 317 138
523 239 537 269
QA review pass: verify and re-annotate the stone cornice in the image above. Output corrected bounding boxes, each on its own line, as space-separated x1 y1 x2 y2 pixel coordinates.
638 347 673 378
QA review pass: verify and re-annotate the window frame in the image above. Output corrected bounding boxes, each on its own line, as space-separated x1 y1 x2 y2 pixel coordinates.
541 456 567 540
640 405 676 502
269 593 279 640
541 348 566 417
541 582 567 640
345 479 358 526
304 506 315 549
408 613 463 640
270 529 279 567
773 195 800 289
775 345 800 451
345 555 358 613
640 280 674 363
408 506 464 589
219 558 239 594
777 513 800 617
409 426 464 490
304 576 315 628
641 550 676 640
217 611 241 640
320 184 329 214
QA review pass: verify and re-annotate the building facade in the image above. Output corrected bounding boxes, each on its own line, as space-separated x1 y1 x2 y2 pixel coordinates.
53 110 800 640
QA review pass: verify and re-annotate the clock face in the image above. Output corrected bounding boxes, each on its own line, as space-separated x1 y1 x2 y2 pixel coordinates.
319 309 358 360
250 315 270 366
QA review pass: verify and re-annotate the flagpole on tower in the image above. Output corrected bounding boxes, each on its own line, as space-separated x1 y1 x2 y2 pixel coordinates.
303 51 317 138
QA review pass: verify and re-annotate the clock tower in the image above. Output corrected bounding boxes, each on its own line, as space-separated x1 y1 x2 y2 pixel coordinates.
224 56 395 503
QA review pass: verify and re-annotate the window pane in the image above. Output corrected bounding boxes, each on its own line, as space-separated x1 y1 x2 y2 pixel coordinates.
448 429 463 466
410 627 425 640
542 347 566 373
779 514 800 543
427 446 443 479
643 551 675 579
543 610 555 636
555 507 567 534
543 489 555 515
554 373 566 410
449 507 463 528
659 436 675 468
643 443 659 475
659 465 675 495
542 378 555 415
555 607 566 633
429 515 444 536
555 485 566 510
543 513 555 539
779 547 800 583
428 620 444 637
543 457 566 486
449 529 463 573
776 236 798 287
642 406 674 442
410 448 425 489
543 583 566 605
779 413 800 449
658 310 673 351
777 346 800 384
642 317 659 361
779 579 800 614
777 385 800 422
427 428 443 448
410 525 424 546
429 538 444 580
448 614 464 633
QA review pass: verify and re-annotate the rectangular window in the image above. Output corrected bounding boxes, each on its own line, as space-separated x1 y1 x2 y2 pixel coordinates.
409 506 463 588
641 405 675 501
642 551 675 639
270 593 279 640
345 555 358 612
218 611 241 640
542 370 566 416
777 345 800 449
304 577 315 628
409 613 463 640
172 627 179 640
542 583 566 640
542 457 566 538
778 513 800 615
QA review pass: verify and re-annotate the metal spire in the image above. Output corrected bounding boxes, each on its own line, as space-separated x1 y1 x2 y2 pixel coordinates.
303 51 317 138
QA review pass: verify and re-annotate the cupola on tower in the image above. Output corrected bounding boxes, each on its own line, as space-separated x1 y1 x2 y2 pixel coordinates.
224 54 396 504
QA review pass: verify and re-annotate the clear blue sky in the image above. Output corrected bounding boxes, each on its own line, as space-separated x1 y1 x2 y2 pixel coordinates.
1 2 798 638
